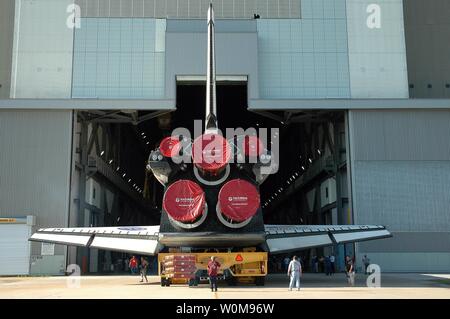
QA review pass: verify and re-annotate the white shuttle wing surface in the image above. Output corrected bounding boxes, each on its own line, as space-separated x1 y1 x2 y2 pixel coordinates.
265 225 391 253
30 226 161 255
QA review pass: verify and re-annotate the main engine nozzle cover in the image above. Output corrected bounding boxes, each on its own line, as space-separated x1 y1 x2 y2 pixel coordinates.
218 179 260 223
191 133 231 173
159 136 182 158
163 180 206 223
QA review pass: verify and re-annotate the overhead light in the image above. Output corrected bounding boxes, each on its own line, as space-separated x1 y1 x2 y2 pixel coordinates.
122 173 126 177
141 132 145 136
301 166 305 170
128 179 131 183
100 151 105 156
116 167 120 171
146 142 150 145
109 159 113 164
317 149 321 155
308 158 312 163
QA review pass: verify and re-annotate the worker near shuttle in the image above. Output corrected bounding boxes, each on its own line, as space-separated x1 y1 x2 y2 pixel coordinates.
287 256 302 291
207 256 221 292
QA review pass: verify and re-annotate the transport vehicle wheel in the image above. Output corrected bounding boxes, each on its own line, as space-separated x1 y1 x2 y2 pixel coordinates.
255 277 265 286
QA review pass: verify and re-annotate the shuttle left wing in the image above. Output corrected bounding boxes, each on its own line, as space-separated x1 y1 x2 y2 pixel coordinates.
30 226 162 255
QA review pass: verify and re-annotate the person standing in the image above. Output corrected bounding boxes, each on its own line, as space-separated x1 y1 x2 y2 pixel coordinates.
345 256 355 286
283 256 290 272
329 255 335 274
129 256 138 275
287 256 302 291
207 256 221 292
140 257 149 283
362 255 370 275
324 256 331 276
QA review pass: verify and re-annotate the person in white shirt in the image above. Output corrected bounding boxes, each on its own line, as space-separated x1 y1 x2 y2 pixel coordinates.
287 256 302 291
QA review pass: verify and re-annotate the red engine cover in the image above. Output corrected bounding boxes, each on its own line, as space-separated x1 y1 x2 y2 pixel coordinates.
218 179 260 222
191 133 231 173
159 136 181 158
163 180 206 222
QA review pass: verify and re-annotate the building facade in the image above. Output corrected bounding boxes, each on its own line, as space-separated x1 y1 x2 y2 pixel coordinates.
0 0 449 274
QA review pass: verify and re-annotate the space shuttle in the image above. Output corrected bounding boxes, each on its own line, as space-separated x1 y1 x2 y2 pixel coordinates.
30 3 391 258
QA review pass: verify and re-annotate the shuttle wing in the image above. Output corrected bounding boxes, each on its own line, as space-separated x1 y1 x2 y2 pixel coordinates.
30 226 162 255
265 225 391 253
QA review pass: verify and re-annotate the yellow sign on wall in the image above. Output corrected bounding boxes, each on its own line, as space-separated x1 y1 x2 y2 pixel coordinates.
0 218 17 223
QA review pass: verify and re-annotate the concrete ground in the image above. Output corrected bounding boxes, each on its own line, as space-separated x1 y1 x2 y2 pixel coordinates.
1 273 449 299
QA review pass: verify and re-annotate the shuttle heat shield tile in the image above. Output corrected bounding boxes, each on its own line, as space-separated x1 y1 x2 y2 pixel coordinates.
163 180 206 222
217 179 260 222
191 133 231 173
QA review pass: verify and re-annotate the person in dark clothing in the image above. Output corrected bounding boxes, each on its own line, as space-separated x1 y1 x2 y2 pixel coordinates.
140 257 149 283
207 256 221 292
324 256 332 276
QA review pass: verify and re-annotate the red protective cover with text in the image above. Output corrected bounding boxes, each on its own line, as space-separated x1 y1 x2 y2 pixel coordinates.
218 179 260 222
163 180 205 222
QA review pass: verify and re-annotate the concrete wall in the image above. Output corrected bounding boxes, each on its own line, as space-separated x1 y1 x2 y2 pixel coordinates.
0 110 73 274
0 0 15 99
348 110 450 272
72 18 166 99
404 0 450 98
346 0 409 98
10 0 74 98
165 19 259 100
257 0 351 98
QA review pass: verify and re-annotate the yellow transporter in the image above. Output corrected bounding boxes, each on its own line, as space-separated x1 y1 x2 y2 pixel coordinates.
158 249 268 287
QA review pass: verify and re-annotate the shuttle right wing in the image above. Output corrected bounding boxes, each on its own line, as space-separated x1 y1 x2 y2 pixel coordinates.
265 225 391 253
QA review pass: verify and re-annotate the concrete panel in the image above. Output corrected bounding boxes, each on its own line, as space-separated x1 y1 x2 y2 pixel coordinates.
165 20 258 100
10 0 74 98
75 0 302 18
0 110 73 259
404 0 450 98
356 252 450 273
352 160 450 232
257 0 350 99
359 232 450 253
346 0 409 98
72 18 166 99
349 109 450 272
349 110 450 161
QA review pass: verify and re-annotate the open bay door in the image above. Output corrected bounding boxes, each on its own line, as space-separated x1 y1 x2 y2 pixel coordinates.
0 217 35 275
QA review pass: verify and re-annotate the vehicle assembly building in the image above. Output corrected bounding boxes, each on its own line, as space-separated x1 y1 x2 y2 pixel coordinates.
0 0 449 276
